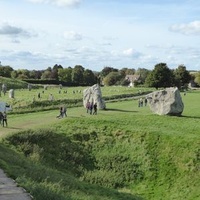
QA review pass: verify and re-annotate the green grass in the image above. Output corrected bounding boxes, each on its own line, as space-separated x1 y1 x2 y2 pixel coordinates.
0 76 28 90
0 89 199 200
0 86 152 112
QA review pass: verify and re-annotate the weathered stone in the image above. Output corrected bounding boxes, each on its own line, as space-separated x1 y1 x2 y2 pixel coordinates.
2 84 6 95
146 87 184 116
83 84 106 110
9 89 14 98
27 84 32 91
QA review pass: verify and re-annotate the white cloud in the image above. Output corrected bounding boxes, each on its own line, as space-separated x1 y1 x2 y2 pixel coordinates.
27 0 81 7
169 21 200 35
63 31 82 40
123 48 142 58
123 48 134 56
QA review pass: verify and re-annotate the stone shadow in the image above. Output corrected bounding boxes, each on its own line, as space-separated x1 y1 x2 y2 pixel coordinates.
180 115 200 119
105 108 138 113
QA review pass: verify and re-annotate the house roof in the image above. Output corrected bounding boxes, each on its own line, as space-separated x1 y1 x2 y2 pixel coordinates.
125 74 141 82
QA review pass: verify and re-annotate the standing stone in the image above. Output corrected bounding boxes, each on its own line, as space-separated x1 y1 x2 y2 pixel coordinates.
44 85 48 90
28 84 32 91
146 87 184 116
2 83 6 95
9 89 15 98
83 84 106 110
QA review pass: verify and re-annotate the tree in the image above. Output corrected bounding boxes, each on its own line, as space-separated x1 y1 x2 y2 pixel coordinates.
100 66 118 78
52 64 63 80
83 69 96 86
71 65 84 85
29 70 42 79
58 67 72 83
41 67 59 80
103 72 122 86
194 72 200 86
18 69 30 79
135 68 150 84
53 64 63 71
11 70 18 79
145 63 174 88
173 65 191 89
125 68 135 75
41 70 52 79
0 65 13 77
119 68 135 77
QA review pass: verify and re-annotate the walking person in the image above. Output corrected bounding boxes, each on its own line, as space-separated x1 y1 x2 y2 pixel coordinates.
86 101 90 113
140 98 143 107
144 98 148 106
138 99 141 107
93 102 97 115
2 112 7 127
0 112 3 126
56 107 63 118
63 106 67 117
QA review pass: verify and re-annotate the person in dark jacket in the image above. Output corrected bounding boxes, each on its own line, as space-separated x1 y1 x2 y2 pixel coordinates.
2 112 7 127
93 103 97 115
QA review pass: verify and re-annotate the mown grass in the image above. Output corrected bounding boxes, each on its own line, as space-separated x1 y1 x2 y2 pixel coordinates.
0 89 199 200
1 84 152 112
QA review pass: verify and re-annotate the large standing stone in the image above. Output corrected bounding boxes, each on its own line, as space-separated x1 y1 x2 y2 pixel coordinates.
146 87 184 116
83 84 106 110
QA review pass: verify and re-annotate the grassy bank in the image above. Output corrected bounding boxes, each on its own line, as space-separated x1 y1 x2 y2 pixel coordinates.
0 90 199 199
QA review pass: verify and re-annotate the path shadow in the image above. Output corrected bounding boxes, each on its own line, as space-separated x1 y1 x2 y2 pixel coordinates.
5 127 22 130
105 108 138 113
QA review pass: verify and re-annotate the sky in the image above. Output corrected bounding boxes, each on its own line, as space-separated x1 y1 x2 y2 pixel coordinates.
0 0 200 72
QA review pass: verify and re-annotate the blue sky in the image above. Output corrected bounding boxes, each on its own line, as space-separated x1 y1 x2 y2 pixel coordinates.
0 0 200 71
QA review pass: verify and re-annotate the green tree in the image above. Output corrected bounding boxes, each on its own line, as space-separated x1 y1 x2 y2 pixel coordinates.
0 65 14 77
53 64 63 71
52 64 63 80
103 72 122 86
119 68 135 77
29 70 42 79
41 70 52 79
145 63 174 89
11 70 18 79
135 68 150 84
173 65 191 89
18 69 30 79
71 65 84 85
194 72 200 86
58 67 72 83
83 69 96 86
100 66 118 78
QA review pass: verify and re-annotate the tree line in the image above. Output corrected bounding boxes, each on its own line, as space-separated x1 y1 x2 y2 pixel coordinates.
0 63 199 88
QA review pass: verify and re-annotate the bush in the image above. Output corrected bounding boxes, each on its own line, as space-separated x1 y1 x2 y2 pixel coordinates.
82 154 143 188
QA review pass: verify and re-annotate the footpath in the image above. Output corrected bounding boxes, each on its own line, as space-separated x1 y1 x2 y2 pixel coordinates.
0 169 32 200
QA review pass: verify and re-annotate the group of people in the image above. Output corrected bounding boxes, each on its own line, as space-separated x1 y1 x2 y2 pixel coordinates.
138 98 148 107
86 101 97 115
56 106 67 118
0 111 7 127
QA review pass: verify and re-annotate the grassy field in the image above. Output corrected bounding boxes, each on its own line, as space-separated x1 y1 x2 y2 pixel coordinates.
0 88 199 200
0 84 152 109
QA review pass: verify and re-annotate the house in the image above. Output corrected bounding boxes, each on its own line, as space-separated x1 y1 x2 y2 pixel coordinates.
125 74 142 87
